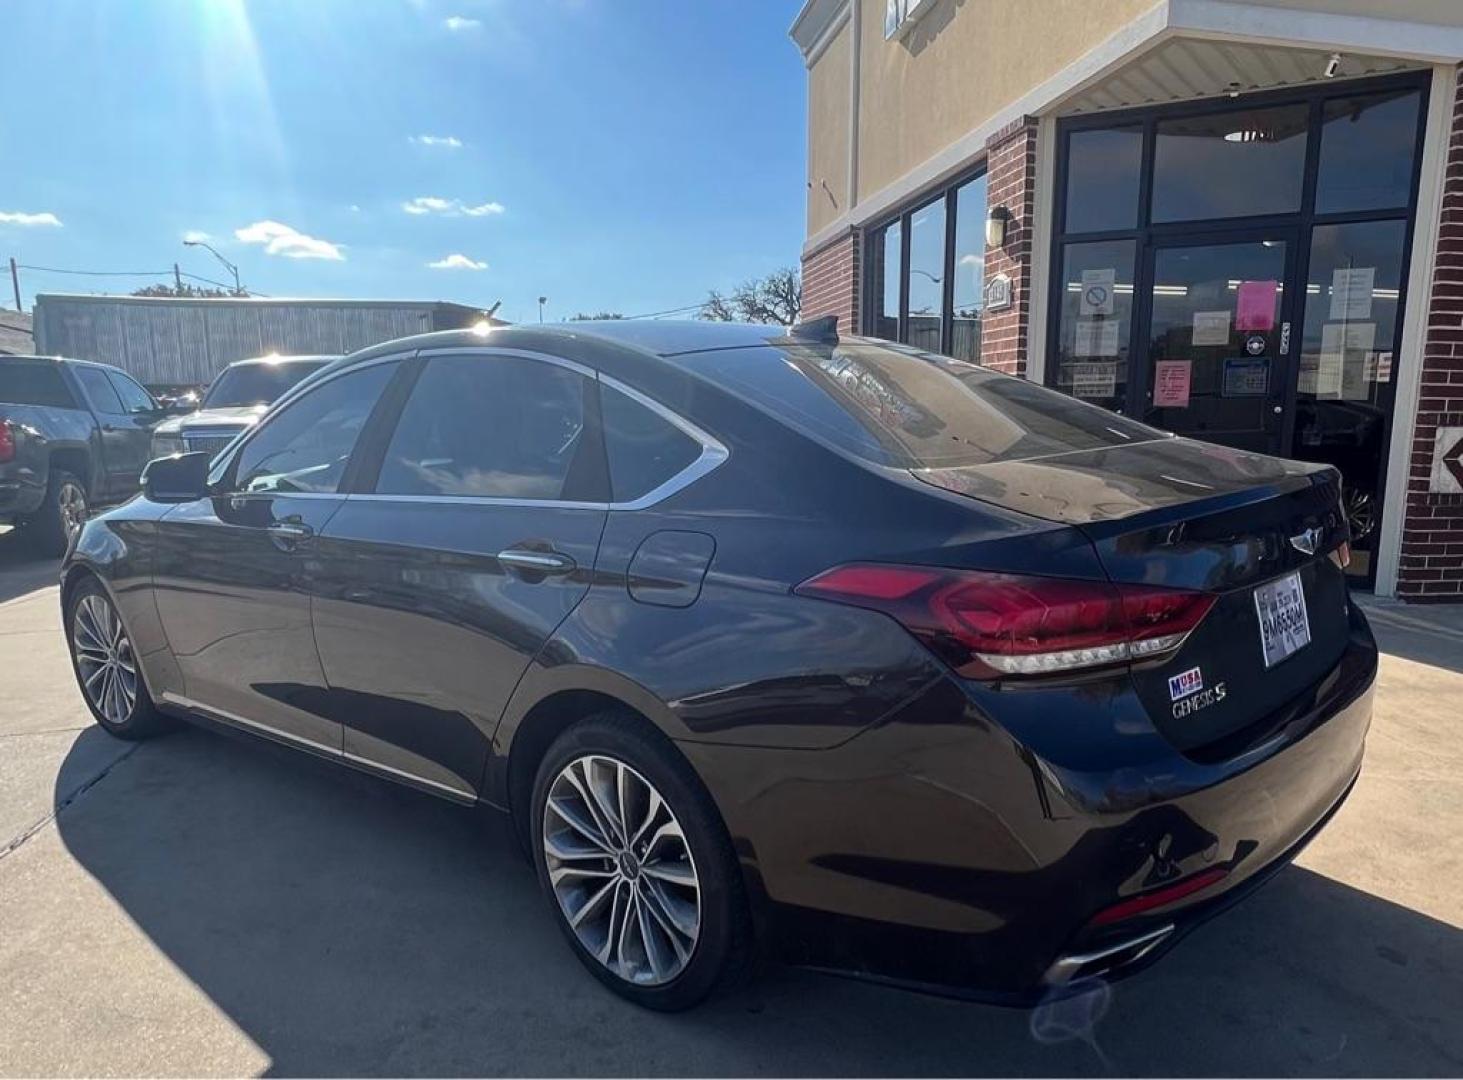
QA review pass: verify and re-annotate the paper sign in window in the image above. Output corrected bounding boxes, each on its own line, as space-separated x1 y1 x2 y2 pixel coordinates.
1070 362 1117 399
1191 310 1231 346
1075 318 1120 357
1317 321 1376 400
1153 360 1191 408
1222 357 1270 397
1080 269 1116 316
1235 280 1277 332
1329 267 1375 321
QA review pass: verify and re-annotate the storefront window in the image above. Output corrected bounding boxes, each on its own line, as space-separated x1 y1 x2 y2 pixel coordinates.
950 175 987 362
1064 126 1142 233
864 168 986 360
907 198 946 353
1152 103 1308 222
1053 239 1135 411
1293 219 1408 571
872 220 901 341
1315 90 1422 214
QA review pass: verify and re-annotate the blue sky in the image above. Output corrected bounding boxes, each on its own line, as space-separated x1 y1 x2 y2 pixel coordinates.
1 0 807 323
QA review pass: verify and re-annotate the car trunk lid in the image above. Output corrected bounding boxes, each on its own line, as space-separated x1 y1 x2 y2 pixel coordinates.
916 438 1350 754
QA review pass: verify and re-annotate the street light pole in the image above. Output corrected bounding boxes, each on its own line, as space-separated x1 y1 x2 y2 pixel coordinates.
538 295 547 323
182 240 242 295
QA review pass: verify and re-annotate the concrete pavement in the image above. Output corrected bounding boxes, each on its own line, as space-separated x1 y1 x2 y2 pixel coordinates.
1 527 1461 1077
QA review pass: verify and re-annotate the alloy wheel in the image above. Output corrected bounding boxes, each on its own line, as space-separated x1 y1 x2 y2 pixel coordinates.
72 594 137 725
58 481 87 538
542 754 701 986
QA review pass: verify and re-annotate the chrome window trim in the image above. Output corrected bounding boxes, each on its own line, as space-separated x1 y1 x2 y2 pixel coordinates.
599 373 729 511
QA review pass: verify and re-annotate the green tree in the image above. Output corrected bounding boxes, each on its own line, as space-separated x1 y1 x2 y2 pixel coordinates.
570 311 625 321
132 283 233 298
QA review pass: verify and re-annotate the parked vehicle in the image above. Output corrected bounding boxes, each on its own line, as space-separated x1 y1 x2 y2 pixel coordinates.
60 320 1376 1010
149 354 336 460
1 354 176 552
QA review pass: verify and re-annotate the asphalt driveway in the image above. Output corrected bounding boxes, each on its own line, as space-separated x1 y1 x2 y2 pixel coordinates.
1 528 1461 1077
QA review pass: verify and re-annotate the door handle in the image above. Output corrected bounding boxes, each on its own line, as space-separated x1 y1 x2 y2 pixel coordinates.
498 548 576 576
267 520 315 548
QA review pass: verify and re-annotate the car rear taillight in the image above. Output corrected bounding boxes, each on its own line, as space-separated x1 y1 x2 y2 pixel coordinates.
1329 541 1351 570
795 564 1215 679
0 421 13 464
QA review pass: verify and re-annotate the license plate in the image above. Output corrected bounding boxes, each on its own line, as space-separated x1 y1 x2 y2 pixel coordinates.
1253 571 1311 668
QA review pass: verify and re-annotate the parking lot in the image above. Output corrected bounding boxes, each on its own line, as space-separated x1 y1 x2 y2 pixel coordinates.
1 529 1461 1078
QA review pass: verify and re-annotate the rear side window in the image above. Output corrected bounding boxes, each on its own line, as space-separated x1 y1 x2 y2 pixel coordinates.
234 362 395 494
74 367 125 415
0 363 74 408
680 342 1160 469
601 385 701 503
376 354 590 500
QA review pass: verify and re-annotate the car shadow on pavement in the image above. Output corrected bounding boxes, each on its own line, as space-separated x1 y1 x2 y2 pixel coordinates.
54 723 1463 1078
0 528 60 606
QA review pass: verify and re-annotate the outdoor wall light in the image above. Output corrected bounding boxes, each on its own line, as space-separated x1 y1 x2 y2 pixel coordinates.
986 206 1011 248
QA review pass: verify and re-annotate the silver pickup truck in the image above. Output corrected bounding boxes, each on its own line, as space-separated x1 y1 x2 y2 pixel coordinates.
0 355 176 553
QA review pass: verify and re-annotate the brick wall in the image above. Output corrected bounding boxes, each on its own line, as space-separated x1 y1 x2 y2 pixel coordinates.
1397 71 1463 602
979 116 1039 376
800 229 860 336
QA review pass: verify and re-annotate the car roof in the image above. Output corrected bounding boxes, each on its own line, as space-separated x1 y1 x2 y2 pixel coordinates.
335 319 801 368
226 354 339 368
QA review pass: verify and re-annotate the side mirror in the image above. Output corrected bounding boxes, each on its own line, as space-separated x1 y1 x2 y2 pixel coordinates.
141 452 212 503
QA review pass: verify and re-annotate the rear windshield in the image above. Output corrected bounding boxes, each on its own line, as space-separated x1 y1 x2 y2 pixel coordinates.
0 362 75 408
679 340 1161 469
203 361 328 408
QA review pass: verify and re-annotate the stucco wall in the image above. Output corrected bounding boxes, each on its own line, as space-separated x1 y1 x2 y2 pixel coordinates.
853 0 1155 205
807 18 853 236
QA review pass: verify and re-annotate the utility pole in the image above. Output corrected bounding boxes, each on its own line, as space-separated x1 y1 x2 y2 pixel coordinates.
174 263 184 294
538 295 547 323
9 257 21 312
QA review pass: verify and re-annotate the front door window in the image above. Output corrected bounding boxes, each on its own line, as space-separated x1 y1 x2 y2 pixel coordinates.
1142 238 1289 452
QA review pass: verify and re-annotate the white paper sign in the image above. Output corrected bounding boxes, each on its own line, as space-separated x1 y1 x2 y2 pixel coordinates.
1075 318 1120 357
1080 269 1116 316
1191 310 1231 346
1330 267 1375 321
1318 321 1377 401
1070 362 1117 399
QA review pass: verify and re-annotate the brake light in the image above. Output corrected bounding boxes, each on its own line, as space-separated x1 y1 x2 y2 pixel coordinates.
795 564 1215 679
1329 541 1351 570
0 421 13 464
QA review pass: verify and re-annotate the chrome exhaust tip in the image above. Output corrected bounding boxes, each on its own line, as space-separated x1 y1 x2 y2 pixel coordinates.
1043 923 1175 986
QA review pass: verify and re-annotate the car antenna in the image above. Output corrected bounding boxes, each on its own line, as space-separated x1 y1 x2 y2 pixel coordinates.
788 314 839 344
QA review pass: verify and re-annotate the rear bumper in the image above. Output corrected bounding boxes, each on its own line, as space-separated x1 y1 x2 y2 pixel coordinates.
0 471 45 522
683 601 1377 1002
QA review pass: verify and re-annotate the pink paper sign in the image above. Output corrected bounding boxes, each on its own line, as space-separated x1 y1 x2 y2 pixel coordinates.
1235 279 1278 332
1154 360 1191 408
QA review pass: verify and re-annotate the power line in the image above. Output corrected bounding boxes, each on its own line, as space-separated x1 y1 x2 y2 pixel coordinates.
623 301 707 320
18 263 175 278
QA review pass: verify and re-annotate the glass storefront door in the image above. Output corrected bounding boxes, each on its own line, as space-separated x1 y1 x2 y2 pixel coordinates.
1139 234 1296 454
1050 75 1428 586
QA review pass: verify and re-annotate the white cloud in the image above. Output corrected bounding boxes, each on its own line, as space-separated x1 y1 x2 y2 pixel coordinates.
403 196 504 217
0 210 62 227
403 196 454 215
182 229 211 243
443 15 481 30
428 253 488 271
348 204 362 213
234 220 344 261
410 134 463 148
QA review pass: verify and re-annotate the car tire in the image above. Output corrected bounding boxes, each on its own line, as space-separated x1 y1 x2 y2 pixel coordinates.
64 576 173 740
531 712 751 1011
24 470 88 556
